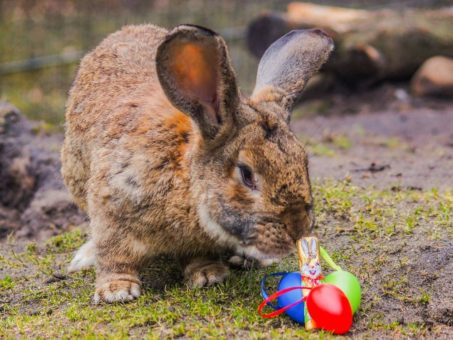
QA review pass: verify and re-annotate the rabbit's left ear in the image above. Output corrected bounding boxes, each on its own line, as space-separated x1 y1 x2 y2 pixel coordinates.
251 29 334 122
156 25 239 143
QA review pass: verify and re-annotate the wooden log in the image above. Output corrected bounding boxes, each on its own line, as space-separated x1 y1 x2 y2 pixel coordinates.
246 3 453 85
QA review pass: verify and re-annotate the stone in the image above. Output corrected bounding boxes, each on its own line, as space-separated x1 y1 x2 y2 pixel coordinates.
411 56 453 98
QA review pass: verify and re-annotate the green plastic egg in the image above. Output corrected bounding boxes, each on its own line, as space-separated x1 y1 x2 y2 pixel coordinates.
323 270 361 314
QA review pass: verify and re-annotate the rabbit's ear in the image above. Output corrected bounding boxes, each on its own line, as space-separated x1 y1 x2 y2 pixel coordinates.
251 29 333 121
301 239 310 258
157 25 239 142
310 238 319 258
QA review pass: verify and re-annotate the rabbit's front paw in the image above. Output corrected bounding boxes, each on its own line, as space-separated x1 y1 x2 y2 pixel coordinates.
93 278 141 304
184 258 229 288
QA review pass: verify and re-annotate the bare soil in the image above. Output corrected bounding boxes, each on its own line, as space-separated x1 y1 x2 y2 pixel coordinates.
0 102 86 241
295 85 453 190
295 87 453 337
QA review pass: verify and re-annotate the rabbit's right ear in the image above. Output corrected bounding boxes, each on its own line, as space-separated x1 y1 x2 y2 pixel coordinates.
156 25 239 143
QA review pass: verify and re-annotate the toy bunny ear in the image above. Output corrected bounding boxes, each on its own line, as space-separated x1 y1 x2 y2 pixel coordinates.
156 24 239 144
301 239 310 257
310 238 318 257
251 29 333 122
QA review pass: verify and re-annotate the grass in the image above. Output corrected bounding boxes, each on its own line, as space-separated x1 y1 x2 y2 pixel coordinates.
0 180 451 338
0 242 317 338
297 133 354 157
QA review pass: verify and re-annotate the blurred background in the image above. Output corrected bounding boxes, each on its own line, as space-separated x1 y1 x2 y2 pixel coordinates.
1 0 452 127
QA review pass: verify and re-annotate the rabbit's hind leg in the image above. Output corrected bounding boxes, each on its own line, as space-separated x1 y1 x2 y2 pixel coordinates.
183 258 229 288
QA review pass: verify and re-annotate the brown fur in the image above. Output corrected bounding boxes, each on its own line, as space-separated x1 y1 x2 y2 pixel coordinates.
62 24 333 303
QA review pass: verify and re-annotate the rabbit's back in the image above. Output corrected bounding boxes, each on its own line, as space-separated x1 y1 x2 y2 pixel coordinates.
62 24 184 211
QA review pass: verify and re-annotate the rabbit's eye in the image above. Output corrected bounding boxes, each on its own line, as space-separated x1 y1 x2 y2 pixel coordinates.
238 164 256 190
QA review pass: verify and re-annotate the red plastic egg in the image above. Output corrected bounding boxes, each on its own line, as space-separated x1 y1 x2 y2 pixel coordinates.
306 284 353 334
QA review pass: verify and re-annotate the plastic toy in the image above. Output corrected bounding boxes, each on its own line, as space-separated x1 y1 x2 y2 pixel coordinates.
258 237 361 335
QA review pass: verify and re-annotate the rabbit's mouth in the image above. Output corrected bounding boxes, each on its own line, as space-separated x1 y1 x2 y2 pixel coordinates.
198 203 295 260
243 221 299 259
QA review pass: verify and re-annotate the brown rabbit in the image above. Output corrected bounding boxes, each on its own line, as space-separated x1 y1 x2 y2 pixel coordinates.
62 24 333 303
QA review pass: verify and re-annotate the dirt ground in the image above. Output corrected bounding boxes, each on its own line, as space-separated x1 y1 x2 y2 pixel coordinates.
298 87 453 337
296 85 453 190
0 87 452 338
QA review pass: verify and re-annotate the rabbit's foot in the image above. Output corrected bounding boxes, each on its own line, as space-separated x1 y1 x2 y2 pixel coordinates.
93 276 141 304
184 258 229 288
228 255 278 270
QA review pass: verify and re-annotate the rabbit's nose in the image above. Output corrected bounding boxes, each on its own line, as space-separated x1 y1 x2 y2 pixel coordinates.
291 225 305 241
288 223 310 242
288 219 310 241
281 203 314 241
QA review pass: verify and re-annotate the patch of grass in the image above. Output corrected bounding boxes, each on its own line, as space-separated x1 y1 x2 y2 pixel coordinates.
322 133 353 150
368 319 427 338
31 121 62 134
1 262 322 338
383 137 403 149
0 275 15 290
1 180 452 338
331 134 353 150
308 143 336 157
314 180 452 241
294 99 333 118
45 229 86 254
418 290 431 305
298 135 338 158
